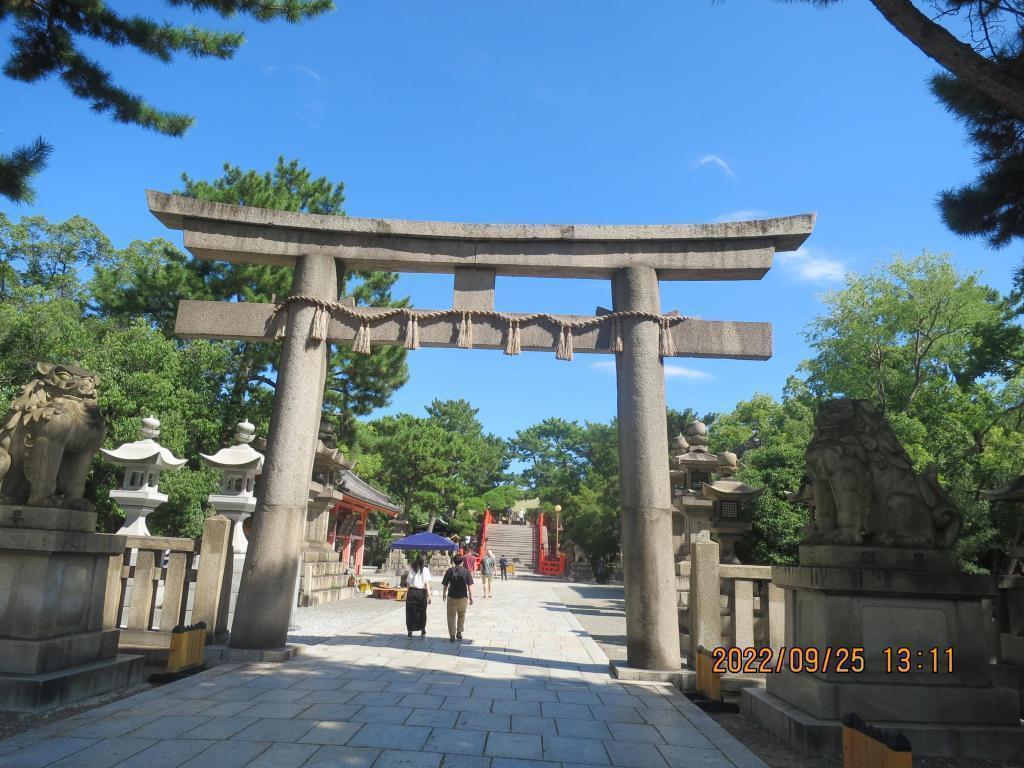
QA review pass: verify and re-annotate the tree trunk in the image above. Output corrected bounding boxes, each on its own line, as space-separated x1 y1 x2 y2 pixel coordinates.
869 0 1024 121
427 513 437 533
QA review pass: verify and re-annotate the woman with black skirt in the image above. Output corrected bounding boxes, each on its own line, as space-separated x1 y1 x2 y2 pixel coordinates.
406 556 431 637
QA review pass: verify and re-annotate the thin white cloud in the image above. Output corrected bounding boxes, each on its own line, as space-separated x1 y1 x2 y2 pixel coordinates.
777 247 845 283
713 209 767 223
294 65 323 83
591 360 711 380
664 364 712 380
696 154 735 177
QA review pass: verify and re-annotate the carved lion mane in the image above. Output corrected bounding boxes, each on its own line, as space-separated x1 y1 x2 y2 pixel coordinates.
0 363 105 509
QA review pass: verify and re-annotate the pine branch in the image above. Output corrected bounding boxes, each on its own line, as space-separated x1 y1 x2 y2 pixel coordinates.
60 51 194 135
0 137 52 204
868 0 1024 121
166 1 335 23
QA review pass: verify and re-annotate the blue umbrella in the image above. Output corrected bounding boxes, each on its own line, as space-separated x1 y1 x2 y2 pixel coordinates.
389 531 459 551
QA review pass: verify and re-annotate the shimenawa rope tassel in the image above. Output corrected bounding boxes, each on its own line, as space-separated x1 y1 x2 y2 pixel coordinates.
610 317 623 353
457 312 474 349
659 317 676 357
309 306 330 343
404 313 420 350
504 319 521 356
353 320 372 355
555 325 574 361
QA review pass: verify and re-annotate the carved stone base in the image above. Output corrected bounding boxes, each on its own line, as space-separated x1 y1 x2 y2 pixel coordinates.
743 687 1024 759
758 559 1022 751
0 504 97 532
0 654 144 712
798 544 957 571
0 629 120 675
0 525 126 676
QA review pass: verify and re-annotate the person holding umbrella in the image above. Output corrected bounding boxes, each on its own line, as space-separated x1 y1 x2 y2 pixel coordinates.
389 531 458 638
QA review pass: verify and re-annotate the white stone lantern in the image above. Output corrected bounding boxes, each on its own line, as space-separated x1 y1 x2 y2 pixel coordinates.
200 421 263 554
100 416 187 536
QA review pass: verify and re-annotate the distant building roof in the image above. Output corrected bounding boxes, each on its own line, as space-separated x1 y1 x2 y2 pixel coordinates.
338 469 401 516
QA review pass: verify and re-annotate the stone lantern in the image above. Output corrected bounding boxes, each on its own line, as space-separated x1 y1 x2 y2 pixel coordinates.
100 416 187 536
199 421 263 554
670 421 763 563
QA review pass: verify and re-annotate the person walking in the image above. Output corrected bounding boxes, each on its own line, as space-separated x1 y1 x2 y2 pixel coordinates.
405 555 431 637
499 554 508 581
481 549 496 598
442 554 474 641
463 549 478 574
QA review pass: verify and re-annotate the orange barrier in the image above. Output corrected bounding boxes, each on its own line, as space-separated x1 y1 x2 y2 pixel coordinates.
842 713 912 768
696 646 722 701
167 622 206 674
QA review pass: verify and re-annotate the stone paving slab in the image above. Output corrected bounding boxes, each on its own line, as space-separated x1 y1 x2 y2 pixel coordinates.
0 577 765 767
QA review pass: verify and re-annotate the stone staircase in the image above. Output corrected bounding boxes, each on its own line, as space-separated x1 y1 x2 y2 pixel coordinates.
486 523 535 572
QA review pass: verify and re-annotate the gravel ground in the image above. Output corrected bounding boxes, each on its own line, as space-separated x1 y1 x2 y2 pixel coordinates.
287 591 405 645
550 579 1023 768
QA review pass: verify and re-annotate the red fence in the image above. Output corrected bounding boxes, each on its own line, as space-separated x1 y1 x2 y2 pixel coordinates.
534 511 566 576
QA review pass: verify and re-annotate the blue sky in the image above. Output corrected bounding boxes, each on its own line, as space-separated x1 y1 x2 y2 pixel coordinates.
1 1 1017 440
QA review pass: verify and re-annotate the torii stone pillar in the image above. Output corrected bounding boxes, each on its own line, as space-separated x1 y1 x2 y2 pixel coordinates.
229 254 336 649
147 190 814 664
614 266 679 669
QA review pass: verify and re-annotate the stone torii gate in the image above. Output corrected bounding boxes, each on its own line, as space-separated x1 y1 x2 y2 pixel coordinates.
148 191 813 671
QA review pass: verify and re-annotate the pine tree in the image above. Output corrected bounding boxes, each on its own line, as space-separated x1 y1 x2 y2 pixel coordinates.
0 1 332 202
793 1 1024 293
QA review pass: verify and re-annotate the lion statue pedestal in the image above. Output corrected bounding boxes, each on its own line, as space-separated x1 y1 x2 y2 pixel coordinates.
0 364 143 711
742 399 1024 760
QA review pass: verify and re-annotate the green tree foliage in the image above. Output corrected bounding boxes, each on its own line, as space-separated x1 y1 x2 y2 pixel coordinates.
356 400 511 536
91 157 409 446
0 223 233 535
424 398 509 494
798 252 1024 571
510 418 621 565
365 513 396 568
708 385 815 565
0 1 332 201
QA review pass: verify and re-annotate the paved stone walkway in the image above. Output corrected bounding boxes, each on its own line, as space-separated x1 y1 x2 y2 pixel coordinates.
0 577 765 768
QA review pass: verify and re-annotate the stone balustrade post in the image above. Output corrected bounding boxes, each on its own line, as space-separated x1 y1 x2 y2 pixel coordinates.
192 515 231 642
689 533 722 665
732 579 755 650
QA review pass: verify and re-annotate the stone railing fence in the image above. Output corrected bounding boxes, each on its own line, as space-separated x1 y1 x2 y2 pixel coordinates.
680 533 784 669
103 515 232 659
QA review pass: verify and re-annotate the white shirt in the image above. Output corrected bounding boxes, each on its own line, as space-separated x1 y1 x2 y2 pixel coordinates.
409 567 431 589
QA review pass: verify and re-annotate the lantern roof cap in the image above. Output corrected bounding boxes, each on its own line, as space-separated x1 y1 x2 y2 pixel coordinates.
200 421 264 470
100 416 186 470
701 479 764 501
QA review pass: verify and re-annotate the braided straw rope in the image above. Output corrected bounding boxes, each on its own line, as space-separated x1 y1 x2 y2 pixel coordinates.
269 295 688 359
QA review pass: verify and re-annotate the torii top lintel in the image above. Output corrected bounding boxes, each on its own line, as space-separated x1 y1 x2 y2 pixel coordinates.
147 191 815 281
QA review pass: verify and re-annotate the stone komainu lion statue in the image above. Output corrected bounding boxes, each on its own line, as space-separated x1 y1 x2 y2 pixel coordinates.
795 399 961 549
0 363 105 510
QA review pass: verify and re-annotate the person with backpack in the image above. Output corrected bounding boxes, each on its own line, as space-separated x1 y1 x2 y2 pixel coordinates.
498 554 508 581
441 554 475 641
